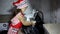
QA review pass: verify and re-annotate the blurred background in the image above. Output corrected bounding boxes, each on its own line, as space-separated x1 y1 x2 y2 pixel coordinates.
43 24 60 34
0 0 60 34
0 0 60 23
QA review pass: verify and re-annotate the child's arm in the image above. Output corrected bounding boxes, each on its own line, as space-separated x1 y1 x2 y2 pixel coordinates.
18 13 36 26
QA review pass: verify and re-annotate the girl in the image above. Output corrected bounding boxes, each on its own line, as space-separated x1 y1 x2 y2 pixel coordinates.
7 0 36 34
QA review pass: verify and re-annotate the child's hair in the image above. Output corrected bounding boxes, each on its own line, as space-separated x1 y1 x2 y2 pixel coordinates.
13 9 21 16
8 9 21 25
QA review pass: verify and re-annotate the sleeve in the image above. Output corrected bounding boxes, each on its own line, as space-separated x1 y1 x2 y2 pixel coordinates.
7 13 23 34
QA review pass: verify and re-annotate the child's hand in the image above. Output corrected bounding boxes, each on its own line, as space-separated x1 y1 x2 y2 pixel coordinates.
31 21 36 26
